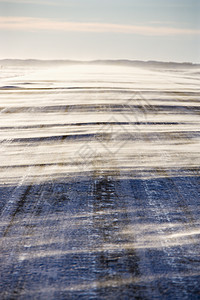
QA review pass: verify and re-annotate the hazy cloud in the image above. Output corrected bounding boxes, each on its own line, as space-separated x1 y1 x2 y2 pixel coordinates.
0 17 199 36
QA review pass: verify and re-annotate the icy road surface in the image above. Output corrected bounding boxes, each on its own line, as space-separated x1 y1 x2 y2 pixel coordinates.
0 64 200 299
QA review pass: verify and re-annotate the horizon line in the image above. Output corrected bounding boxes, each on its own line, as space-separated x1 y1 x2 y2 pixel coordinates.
0 58 200 65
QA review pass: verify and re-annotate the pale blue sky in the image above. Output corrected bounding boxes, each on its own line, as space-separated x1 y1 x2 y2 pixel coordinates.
0 0 199 62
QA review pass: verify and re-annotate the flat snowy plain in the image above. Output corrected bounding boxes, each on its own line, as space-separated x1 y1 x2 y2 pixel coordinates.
0 62 200 299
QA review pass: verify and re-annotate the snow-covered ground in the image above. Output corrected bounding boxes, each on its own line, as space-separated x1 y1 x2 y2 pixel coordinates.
0 63 200 299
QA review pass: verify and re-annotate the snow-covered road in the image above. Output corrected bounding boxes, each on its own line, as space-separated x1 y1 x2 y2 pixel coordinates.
0 63 200 299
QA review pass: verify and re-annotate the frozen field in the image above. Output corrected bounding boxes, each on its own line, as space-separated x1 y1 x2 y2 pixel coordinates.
0 63 200 299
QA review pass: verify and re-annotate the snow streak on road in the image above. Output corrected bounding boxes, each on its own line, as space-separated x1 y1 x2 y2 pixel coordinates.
0 64 200 299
